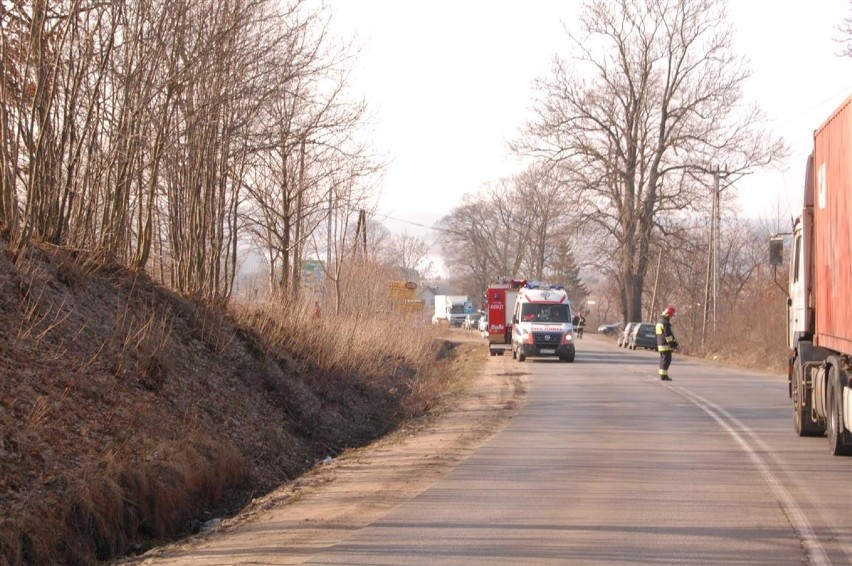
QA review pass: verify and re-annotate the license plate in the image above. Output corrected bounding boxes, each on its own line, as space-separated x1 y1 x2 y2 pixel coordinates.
540 348 555 354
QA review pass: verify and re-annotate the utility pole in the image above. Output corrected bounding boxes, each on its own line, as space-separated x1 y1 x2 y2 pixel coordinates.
701 164 728 344
713 165 720 334
353 209 367 257
711 165 734 334
325 187 333 297
648 247 662 322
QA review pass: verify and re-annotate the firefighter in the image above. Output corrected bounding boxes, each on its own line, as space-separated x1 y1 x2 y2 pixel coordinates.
656 305 678 381
576 312 586 338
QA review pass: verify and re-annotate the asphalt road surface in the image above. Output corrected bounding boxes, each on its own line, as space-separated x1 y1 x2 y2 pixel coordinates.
137 334 852 565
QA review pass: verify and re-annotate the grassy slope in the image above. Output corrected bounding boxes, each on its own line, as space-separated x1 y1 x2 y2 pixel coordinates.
0 242 455 565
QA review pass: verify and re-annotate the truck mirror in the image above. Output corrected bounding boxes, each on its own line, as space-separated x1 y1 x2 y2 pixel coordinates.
769 236 784 266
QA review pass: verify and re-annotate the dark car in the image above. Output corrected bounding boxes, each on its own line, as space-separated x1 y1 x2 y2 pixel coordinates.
628 323 657 350
617 323 639 347
597 322 623 336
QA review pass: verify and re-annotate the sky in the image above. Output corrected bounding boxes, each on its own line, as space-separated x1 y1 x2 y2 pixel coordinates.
323 0 852 240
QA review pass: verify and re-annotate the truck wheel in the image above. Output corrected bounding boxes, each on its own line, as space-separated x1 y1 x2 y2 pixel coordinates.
511 345 517 360
518 350 526 362
561 355 575 363
792 359 823 437
827 377 852 456
490 349 496 357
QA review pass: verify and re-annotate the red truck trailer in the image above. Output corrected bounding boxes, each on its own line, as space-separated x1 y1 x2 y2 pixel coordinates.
485 278 526 356
783 94 852 455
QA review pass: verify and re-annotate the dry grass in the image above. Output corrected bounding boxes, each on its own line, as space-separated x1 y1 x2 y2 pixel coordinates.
234 301 444 399
674 283 789 373
0 435 244 565
0 240 463 565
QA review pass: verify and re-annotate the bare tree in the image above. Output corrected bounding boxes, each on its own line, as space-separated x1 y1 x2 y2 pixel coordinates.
241 4 377 303
515 0 785 322
479 179 528 280
0 0 382 309
839 0 852 57
379 230 431 281
318 165 381 315
513 163 578 280
435 195 508 293
436 166 586 298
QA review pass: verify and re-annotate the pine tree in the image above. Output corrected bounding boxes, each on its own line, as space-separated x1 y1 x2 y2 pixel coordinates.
551 246 589 309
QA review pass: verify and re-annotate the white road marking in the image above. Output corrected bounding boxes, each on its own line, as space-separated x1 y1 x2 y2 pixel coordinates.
669 385 833 566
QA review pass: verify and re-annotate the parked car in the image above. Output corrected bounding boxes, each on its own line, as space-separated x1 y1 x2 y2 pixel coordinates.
628 323 657 350
597 322 622 336
617 323 639 347
462 312 484 330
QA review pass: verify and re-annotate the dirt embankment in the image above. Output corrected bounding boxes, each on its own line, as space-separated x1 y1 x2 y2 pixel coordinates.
0 241 496 565
128 340 527 565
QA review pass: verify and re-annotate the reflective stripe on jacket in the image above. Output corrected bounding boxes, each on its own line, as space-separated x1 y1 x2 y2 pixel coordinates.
656 316 675 352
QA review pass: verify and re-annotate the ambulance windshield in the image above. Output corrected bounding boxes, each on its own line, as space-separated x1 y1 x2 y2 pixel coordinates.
520 303 571 323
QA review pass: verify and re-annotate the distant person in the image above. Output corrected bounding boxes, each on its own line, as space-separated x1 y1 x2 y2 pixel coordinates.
656 305 678 381
576 312 586 338
311 301 321 319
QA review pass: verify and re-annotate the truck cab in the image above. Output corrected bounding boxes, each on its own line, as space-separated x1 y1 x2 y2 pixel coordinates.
511 283 575 363
786 157 816 351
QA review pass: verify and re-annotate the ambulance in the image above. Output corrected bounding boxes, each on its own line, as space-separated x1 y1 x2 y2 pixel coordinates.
511 283 576 362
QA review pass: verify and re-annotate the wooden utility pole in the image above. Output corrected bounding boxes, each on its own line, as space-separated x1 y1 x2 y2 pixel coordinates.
648 247 662 322
702 165 724 345
353 209 367 257
701 201 713 347
326 188 332 296
713 165 720 334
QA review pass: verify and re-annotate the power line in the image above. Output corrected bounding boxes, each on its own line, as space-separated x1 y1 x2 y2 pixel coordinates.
374 211 443 232
772 85 852 127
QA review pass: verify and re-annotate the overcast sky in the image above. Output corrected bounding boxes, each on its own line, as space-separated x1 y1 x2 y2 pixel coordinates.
324 0 852 238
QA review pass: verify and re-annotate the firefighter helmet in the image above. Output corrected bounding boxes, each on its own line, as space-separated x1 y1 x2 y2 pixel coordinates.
661 305 676 318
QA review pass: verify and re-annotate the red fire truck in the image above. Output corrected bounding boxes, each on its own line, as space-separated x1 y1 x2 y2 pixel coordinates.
485 278 527 356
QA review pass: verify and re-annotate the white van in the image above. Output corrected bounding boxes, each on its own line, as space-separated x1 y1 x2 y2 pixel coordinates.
511 284 576 362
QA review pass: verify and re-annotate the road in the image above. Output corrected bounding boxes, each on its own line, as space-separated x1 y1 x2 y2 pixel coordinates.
135 335 852 565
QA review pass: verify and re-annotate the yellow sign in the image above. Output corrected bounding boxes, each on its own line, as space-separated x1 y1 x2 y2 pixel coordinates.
388 281 422 312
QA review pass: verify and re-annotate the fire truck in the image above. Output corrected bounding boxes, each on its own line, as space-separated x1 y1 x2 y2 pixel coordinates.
484 278 527 356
